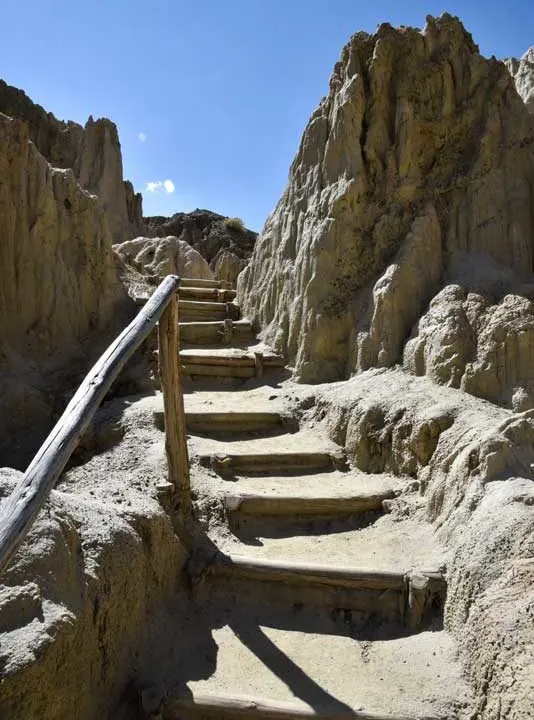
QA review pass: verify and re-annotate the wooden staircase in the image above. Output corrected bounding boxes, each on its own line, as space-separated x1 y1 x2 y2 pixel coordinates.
153 279 469 720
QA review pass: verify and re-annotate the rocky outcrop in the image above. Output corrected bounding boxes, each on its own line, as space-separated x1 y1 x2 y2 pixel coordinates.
211 249 247 286
113 236 214 281
404 286 534 410
145 209 256 282
238 14 534 403
0 112 136 467
506 48 534 114
0 79 144 243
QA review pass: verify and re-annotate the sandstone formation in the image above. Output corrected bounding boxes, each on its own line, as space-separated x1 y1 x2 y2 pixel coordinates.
238 14 534 411
210 249 247 286
506 47 534 114
145 209 256 281
113 235 214 281
0 111 137 467
0 80 144 244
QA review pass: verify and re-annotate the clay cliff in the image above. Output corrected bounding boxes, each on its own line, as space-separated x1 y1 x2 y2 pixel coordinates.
506 47 534 114
0 92 140 467
238 14 534 410
0 80 144 244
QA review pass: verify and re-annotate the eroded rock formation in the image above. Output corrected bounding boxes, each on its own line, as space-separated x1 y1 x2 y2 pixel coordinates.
145 209 256 282
113 235 214 281
0 80 144 243
238 14 534 410
0 111 137 467
506 47 534 114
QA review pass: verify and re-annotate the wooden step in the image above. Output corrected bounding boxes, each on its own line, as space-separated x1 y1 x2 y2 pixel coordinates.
198 450 346 475
178 299 239 322
181 349 285 378
180 320 255 346
201 554 445 631
179 278 230 289
224 487 395 516
179 286 237 302
154 410 288 435
168 692 431 720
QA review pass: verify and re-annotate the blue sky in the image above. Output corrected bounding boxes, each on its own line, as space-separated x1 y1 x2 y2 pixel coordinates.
1 1 533 231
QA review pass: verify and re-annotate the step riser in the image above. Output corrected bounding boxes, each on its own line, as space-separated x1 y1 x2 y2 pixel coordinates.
183 364 260 378
225 494 392 517
196 575 434 634
179 310 227 323
179 278 229 289
180 324 254 346
154 411 288 435
179 288 237 302
200 453 339 475
198 558 445 632
166 695 422 720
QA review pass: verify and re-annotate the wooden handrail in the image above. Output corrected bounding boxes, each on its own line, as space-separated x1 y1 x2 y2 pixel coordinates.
0 274 189 574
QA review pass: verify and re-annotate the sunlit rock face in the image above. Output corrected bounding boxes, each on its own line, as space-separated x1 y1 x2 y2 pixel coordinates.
0 79 144 244
506 47 534 114
113 235 214 280
239 14 534 407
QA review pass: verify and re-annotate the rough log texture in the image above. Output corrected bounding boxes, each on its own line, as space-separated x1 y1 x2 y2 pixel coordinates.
158 293 190 513
0 275 180 574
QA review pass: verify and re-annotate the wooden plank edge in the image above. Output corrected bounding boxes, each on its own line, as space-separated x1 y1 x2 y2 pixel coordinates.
168 692 434 720
224 491 394 515
211 554 409 590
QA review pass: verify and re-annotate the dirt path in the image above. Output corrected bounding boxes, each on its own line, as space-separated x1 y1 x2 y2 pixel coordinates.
157 282 471 720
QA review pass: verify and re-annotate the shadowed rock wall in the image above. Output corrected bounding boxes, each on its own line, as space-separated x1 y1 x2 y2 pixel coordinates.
0 99 138 466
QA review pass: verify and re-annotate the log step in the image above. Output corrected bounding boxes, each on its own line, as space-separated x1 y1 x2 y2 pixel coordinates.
180 320 255 346
179 278 231 289
178 299 237 323
199 450 345 475
181 350 285 378
224 488 395 517
154 410 288 435
168 693 433 720
179 286 237 302
200 554 445 630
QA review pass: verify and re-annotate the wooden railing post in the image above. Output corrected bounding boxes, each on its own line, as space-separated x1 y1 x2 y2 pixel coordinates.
0 275 181 575
158 291 190 516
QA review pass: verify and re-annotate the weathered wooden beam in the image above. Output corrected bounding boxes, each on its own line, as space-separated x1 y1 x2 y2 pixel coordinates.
158 293 190 514
169 692 420 720
0 275 181 575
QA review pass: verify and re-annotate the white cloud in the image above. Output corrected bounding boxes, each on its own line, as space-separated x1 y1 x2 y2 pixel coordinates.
145 179 176 194
138 132 147 142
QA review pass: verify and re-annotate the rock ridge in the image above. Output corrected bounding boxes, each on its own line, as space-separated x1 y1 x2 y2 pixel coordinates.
0 79 144 244
238 14 534 411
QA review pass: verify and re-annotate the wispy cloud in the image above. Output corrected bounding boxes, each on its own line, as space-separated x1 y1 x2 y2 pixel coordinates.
146 179 175 194
138 132 147 143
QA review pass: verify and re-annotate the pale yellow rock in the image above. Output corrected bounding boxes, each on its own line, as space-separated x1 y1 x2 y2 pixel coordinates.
0 80 144 244
113 235 215 280
239 14 534 389
506 47 534 114
211 249 247 286
0 113 134 465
